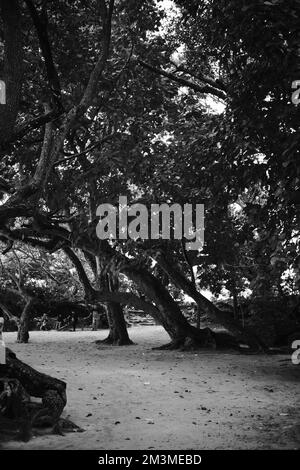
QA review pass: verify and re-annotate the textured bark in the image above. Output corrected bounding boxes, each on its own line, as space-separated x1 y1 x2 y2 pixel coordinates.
101 302 133 345
98 268 133 346
0 377 31 442
2 348 66 405
0 348 68 439
17 299 33 344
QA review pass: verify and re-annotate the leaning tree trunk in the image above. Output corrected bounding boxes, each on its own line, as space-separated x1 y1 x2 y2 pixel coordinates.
155 252 266 350
17 298 33 344
122 265 215 349
72 238 258 350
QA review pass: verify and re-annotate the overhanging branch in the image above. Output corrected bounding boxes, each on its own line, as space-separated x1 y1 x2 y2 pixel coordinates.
139 60 227 101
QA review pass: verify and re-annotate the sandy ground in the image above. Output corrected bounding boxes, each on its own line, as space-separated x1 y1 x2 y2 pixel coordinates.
1 326 300 450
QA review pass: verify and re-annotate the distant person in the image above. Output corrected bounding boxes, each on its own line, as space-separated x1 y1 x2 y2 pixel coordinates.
55 313 64 330
71 311 79 332
40 313 49 331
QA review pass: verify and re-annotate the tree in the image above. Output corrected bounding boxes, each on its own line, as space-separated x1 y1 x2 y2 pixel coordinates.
0 0 297 351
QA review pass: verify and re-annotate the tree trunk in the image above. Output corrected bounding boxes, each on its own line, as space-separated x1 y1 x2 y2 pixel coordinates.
155 252 266 350
17 299 33 344
65 247 133 346
0 347 68 440
0 0 23 146
181 241 201 328
232 285 239 321
98 271 133 346
195 305 201 329
122 265 215 349
70 238 262 350
102 302 133 345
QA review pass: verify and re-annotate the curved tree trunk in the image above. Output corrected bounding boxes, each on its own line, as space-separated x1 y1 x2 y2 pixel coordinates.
64 237 263 350
121 265 215 349
9 230 264 351
155 252 265 350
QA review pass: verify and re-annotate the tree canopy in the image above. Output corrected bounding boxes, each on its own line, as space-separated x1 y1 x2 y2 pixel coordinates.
0 0 299 348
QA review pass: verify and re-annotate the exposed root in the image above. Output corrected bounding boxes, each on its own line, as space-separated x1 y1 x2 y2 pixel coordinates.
52 417 85 435
95 336 115 345
95 336 134 346
152 340 184 350
0 348 83 443
152 327 266 353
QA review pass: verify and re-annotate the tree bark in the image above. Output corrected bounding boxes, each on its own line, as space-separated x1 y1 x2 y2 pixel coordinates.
0 347 67 439
17 298 33 344
102 302 133 345
232 284 239 321
97 268 133 346
121 264 215 349
181 240 201 328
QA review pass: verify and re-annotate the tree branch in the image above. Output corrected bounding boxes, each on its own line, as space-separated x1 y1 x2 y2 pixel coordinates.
54 133 115 167
169 59 227 93
0 0 23 145
25 0 63 112
139 60 227 100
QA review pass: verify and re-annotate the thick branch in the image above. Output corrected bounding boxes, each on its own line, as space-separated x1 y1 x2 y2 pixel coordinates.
63 246 95 299
1 109 60 149
0 0 23 145
170 60 227 93
155 251 264 348
0 301 19 324
139 60 227 100
25 0 63 111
